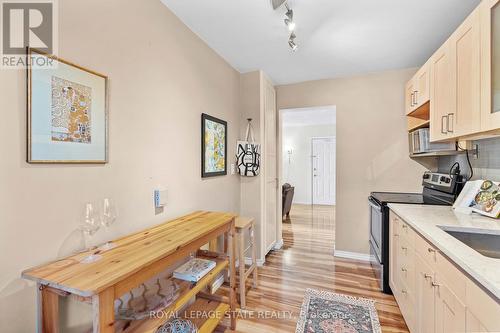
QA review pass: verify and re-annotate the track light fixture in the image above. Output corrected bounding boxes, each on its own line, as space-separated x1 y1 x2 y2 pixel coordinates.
284 3 298 51
288 32 297 51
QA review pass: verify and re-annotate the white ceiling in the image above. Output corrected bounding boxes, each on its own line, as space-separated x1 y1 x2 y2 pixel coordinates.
282 107 336 127
161 0 480 85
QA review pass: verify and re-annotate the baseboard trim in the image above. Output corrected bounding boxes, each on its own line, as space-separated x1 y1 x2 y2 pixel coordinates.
334 250 373 262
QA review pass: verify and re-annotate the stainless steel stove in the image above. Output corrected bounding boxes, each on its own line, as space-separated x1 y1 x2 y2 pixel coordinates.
368 171 463 294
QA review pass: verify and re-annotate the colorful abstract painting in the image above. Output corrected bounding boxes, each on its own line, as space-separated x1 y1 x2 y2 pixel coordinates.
202 114 227 177
51 76 92 143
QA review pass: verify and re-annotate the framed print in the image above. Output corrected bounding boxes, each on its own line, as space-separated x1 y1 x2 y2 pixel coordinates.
201 113 227 178
27 48 108 164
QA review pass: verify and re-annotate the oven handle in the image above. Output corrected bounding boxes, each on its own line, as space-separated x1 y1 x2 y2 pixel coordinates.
368 198 382 212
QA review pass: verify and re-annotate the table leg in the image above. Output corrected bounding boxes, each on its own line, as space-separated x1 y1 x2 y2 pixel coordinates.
250 224 258 288
228 223 237 330
39 284 59 333
92 287 115 333
238 231 246 309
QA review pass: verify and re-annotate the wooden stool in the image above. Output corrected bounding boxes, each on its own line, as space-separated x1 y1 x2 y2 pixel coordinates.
235 216 258 309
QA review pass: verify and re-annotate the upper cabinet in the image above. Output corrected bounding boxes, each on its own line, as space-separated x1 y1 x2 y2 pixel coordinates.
407 0 500 142
406 62 431 115
430 40 454 142
481 0 500 131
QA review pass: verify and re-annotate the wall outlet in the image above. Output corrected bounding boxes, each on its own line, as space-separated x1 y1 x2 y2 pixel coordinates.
154 188 167 208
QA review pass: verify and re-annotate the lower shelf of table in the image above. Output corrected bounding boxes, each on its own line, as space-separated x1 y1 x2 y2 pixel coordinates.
117 256 230 333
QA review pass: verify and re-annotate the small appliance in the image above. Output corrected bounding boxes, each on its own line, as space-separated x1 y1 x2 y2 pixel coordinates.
408 128 456 155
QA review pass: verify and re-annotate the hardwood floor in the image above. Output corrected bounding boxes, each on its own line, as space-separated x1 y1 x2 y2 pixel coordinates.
223 204 409 333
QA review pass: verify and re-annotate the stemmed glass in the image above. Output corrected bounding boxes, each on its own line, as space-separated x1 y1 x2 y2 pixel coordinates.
100 198 118 251
79 202 102 263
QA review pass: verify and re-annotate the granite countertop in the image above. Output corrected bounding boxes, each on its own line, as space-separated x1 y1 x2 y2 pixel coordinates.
387 204 500 301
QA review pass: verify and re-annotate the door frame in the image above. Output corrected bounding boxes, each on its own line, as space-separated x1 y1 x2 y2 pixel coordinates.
277 105 336 246
311 136 336 206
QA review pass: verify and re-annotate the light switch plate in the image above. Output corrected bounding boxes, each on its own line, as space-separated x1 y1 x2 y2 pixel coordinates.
230 163 235 175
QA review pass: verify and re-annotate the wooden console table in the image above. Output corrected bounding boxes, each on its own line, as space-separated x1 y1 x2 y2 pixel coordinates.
22 211 237 333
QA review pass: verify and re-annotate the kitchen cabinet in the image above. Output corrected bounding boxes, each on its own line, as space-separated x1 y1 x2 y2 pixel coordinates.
405 81 416 115
407 0 500 142
389 211 500 333
480 0 500 131
429 41 454 142
405 62 430 115
415 254 435 333
450 7 481 137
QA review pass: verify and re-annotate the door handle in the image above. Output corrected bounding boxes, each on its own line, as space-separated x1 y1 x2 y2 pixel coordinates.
447 113 454 133
441 116 448 135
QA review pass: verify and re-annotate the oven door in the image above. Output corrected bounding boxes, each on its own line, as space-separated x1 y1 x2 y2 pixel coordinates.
368 197 383 263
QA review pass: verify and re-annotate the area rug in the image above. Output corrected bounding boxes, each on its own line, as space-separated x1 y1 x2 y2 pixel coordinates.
295 289 381 333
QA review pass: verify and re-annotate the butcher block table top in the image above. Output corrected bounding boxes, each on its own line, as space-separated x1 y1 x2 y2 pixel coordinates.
22 211 236 297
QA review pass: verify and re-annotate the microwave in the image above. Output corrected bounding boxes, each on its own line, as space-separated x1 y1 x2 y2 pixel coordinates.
409 128 456 154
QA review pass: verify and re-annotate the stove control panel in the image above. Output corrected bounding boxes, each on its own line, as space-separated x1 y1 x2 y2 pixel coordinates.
422 172 455 189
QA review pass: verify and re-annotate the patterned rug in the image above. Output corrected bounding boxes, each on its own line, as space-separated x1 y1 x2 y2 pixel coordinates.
295 289 381 333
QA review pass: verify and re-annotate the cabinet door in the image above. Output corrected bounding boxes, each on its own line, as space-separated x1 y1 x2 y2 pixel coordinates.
405 80 416 115
450 7 481 137
434 280 466 333
415 63 430 108
389 214 400 292
480 0 500 130
430 41 454 142
415 254 435 333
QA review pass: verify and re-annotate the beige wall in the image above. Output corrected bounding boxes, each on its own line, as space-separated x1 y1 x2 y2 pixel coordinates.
0 0 241 331
276 69 427 255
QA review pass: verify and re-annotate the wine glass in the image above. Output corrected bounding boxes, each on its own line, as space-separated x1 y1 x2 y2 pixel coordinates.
79 202 102 263
100 198 118 250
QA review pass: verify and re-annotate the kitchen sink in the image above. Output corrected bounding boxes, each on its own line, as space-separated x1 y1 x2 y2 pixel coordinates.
438 226 500 259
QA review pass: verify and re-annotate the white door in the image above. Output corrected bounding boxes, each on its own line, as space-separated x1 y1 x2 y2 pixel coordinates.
312 137 336 205
264 80 278 253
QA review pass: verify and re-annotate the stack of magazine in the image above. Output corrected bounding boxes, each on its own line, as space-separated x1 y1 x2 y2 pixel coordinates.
173 258 216 282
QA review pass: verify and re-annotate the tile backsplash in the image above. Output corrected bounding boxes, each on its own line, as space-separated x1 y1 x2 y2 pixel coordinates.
438 137 500 181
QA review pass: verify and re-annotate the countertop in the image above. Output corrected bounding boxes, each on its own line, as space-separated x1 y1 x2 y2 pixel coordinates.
387 204 500 301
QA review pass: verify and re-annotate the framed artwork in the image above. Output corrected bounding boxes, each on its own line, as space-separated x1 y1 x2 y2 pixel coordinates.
27 48 108 164
201 113 227 178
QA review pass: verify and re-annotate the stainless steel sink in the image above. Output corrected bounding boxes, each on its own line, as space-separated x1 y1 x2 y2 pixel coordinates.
438 226 500 259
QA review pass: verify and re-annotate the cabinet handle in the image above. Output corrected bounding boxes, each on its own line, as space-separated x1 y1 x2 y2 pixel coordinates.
427 248 436 253
441 116 448 134
394 233 399 237
424 273 433 280
401 224 408 229
432 282 441 287
401 246 407 251
410 92 415 107
401 267 407 272
447 113 454 133
402 289 407 295
414 90 419 105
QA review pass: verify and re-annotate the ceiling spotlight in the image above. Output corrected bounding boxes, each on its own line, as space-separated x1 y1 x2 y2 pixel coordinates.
288 40 298 51
284 18 296 31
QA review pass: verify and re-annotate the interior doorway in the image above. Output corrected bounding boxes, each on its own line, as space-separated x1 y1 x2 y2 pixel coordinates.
278 106 336 237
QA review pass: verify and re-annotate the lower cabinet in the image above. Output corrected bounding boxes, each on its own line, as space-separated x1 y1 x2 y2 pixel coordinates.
389 210 500 333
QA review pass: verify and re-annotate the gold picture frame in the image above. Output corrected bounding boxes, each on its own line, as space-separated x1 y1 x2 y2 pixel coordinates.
27 48 109 164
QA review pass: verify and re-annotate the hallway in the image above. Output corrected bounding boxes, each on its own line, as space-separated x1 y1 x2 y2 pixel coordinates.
228 204 409 332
